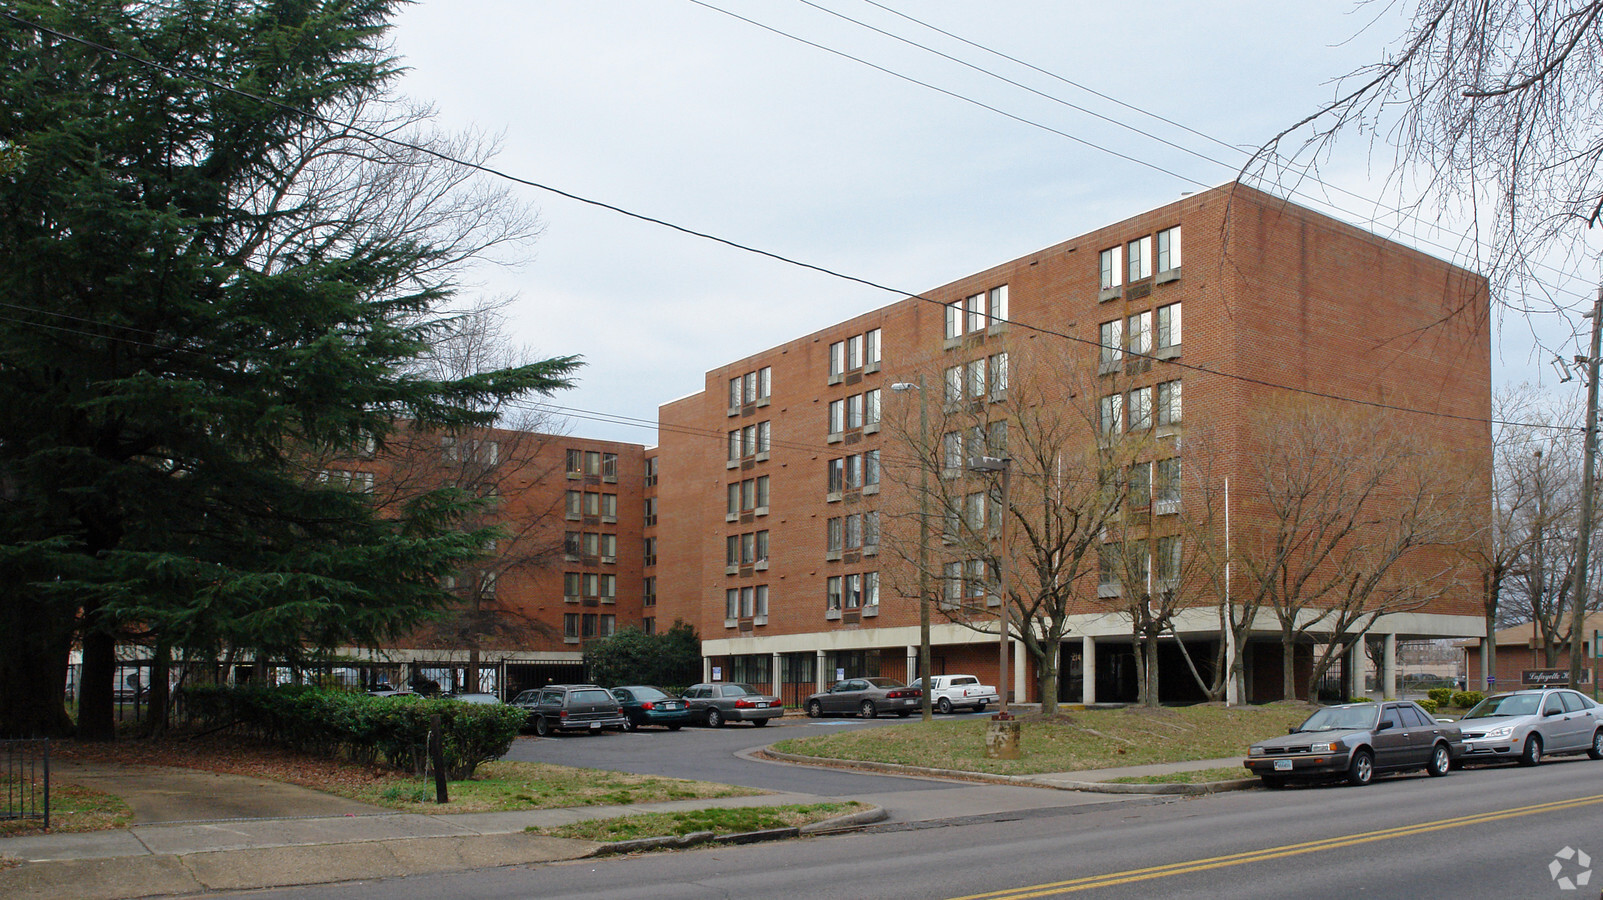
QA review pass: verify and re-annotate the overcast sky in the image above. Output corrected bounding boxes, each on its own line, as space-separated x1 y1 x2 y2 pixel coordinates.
387 1 1586 446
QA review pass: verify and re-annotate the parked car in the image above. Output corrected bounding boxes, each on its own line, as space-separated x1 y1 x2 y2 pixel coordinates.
907 675 998 714
1456 688 1603 766
805 677 922 719
509 684 628 736
681 683 784 727
1243 700 1464 788
443 692 502 705
610 685 692 731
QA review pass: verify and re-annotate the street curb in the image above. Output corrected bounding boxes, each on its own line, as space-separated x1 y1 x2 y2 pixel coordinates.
756 748 1258 795
584 805 889 857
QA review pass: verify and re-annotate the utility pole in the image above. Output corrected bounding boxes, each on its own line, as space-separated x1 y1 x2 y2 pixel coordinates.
1571 286 1602 691
892 379 934 721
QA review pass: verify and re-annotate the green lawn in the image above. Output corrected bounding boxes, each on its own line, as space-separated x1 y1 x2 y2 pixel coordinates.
0 778 132 837
333 760 767 813
529 802 866 843
772 704 1316 776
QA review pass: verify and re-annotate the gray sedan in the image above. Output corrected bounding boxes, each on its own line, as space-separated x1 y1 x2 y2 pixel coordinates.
805 677 923 719
681 682 784 727
1244 700 1463 787
1457 688 1603 766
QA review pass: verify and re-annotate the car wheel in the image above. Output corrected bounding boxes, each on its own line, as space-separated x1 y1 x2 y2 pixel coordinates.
807 700 823 718
1346 749 1374 786
1259 774 1287 790
752 717 770 727
1588 729 1603 761
860 700 877 718
533 716 551 738
667 724 682 732
623 716 638 732
937 698 953 715
1427 742 1451 777
706 708 724 728
1519 735 1542 767
974 701 987 713
896 711 911 718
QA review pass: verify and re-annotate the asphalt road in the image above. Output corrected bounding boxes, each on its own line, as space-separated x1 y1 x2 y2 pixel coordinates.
227 753 1603 900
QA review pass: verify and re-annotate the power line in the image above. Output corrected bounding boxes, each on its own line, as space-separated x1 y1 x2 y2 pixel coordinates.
0 10 1573 436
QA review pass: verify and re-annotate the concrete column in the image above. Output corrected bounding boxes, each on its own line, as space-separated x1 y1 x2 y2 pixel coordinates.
906 645 918 683
1013 638 1028 704
1383 633 1398 699
702 656 713 683
816 650 827 692
771 652 783 698
1345 640 1364 699
1081 635 1097 706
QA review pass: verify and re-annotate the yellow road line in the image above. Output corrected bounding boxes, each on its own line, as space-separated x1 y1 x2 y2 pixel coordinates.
949 794 1603 900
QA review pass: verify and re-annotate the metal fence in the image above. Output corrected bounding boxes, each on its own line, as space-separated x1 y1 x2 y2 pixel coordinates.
2 739 50 829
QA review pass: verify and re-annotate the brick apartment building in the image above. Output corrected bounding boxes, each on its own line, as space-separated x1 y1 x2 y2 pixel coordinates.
1461 616 1603 693
325 425 651 697
652 182 1492 706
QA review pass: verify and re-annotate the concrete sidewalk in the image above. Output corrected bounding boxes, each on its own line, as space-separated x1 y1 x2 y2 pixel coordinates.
0 753 1251 899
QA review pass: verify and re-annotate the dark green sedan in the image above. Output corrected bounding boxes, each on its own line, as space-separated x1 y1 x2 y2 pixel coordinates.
610 685 692 731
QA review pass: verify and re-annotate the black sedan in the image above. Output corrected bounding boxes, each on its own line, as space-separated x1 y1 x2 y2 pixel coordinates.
1243 700 1464 787
610 685 692 731
805 677 922 719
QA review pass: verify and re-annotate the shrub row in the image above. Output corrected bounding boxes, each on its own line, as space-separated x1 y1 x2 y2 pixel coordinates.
1416 697 1439 714
1451 690 1485 710
182 685 525 779
1427 687 1454 706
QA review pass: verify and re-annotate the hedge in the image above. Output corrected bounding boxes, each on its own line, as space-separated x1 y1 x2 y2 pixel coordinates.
181 685 525 780
1450 690 1485 710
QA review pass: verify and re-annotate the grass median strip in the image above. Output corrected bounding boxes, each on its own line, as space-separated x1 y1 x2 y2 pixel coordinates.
528 802 867 843
0 778 132 837
1106 767 1249 785
772 704 1313 776
339 760 767 813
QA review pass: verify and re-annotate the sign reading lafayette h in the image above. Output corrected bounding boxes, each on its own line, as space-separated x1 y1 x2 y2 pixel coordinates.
1522 669 1594 686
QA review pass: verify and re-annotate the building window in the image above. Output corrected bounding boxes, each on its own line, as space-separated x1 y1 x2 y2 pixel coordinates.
865 328 881 366
1156 226 1181 273
1099 394 1124 434
729 366 772 409
827 576 843 611
1155 535 1181 585
1156 302 1182 351
565 490 582 519
844 513 863 551
564 613 579 639
828 458 845 495
943 560 963 606
827 517 844 554
846 393 864 429
1128 386 1153 430
864 388 881 429
943 431 964 470
565 449 583 476
602 452 618 480
1127 235 1152 282
644 537 657 567
1129 461 1152 508
643 497 657 527
1099 246 1122 290
754 585 769 618
864 449 880 489
966 359 986 399
563 572 582 601
945 301 963 340
643 575 656 606
726 588 740 620
988 285 1008 327
1156 380 1182 426
863 511 880 551
965 293 985 333
988 353 1009 398
600 533 617 563
846 334 863 371
644 457 658 487
829 340 846 377
863 571 880 607
829 399 845 436
727 535 741 568
844 573 862 609
1099 319 1123 368
844 454 863 490
600 493 617 521
1155 457 1181 511
945 365 963 403
1127 310 1152 356
599 574 616 603
1099 544 1121 593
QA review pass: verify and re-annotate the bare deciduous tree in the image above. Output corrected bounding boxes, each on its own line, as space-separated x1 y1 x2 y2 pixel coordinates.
1232 401 1469 700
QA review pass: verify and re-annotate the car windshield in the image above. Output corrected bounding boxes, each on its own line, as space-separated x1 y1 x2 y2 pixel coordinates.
865 677 904 688
1297 705 1380 732
1463 693 1542 719
726 684 760 696
571 689 613 704
632 687 668 700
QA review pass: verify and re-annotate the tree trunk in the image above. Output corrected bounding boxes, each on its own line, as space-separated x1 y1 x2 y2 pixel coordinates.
0 596 75 737
146 641 171 738
468 646 481 694
1143 634 1161 707
1280 625 1297 702
1038 640 1059 715
78 625 118 742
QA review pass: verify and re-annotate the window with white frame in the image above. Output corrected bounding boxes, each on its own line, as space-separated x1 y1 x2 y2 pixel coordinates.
846 393 864 429
945 365 963 403
844 513 862 550
1155 380 1182 426
1100 319 1123 367
1127 235 1152 282
1156 226 1181 273
1156 302 1182 351
863 571 880 607
863 511 880 550
565 448 583 476
945 301 963 340
1128 386 1153 430
827 576 843 611
844 573 863 609
1099 394 1124 434
1100 246 1122 290
988 353 1008 397
988 285 1009 327
865 388 881 429
1155 457 1181 510
966 359 986 399
865 328 881 366
863 449 880 489
943 431 964 469
844 454 863 490
1155 535 1181 585
1099 543 1122 591
829 340 846 377
1129 461 1151 508
726 589 740 620
828 399 845 436
1127 310 1152 356
988 420 1008 455
729 366 771 409
965 292 985 333
827 517 843 553
828 457 845 495
943 560 964 605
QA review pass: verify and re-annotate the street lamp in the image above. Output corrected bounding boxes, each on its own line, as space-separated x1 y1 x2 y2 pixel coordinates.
890 379 933 721
968 454 1012 717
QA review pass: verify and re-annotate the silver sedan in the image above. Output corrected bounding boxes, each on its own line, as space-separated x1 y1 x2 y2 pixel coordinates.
1457 688 1603 766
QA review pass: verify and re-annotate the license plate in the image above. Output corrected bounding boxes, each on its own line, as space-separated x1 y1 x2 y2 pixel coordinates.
590 722 601 730
1274 759 1293 771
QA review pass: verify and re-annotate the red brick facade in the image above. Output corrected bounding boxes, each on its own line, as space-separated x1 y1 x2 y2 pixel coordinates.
654 183 1491 704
